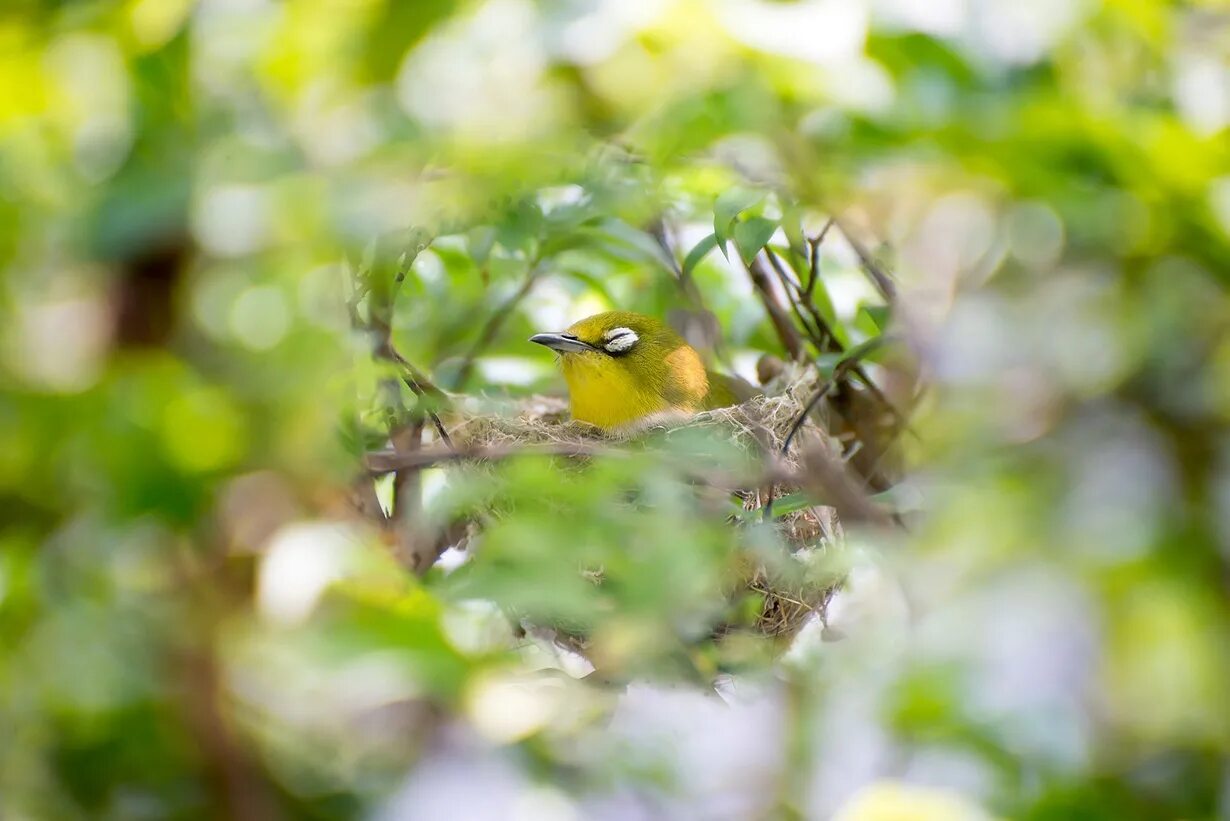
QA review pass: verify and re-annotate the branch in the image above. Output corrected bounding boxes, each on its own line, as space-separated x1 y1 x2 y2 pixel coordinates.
376 341 453 449
649 218 730 365
453 257 545 389
366 439 896 530
746 256 806 361
764 248 833 351
796 445 893 528
834 218 896 302
805 218 835 297
763 246 904 427
366 441 621 474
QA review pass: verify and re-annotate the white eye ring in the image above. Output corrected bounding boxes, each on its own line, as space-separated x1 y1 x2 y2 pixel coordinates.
602 327 638 353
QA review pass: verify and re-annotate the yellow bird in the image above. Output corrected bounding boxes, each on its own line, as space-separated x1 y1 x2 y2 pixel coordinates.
530 310 741 434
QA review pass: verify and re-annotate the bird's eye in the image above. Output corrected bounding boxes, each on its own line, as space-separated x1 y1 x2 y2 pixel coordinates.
602 327 638 353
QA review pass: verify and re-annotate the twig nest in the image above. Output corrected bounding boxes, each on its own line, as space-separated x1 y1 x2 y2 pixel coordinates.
441 370 843 640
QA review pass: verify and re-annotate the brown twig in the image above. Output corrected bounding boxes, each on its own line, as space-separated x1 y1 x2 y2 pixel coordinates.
376 341 454 449
648 218 703 307
746 256 806 361
365 441 620 474
366 439 893 530
649 218 730 365
805 218 835 297
763 248 833 351
781 380 836 457
797 444 893 527
763 246 904 427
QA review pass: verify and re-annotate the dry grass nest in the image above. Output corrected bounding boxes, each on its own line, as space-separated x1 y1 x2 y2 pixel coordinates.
442 366 844 639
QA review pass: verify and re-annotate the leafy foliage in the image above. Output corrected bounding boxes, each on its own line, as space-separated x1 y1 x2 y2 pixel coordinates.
1 1 1228 819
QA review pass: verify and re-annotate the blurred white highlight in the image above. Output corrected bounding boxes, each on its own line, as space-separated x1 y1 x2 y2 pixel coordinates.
258 522 361 625
467 673 566 743
717 0 867 67
1173 52 1230 136
229 285 290 350
549 0 668 65
602 681 784 818
967 0 1088 66
44 34 133 180
874 0 967 36
477 356 547 386
193 184 272 257
9 291 111 393
397 0 555 141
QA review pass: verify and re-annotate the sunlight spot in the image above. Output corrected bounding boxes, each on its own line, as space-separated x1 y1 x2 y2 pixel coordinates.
258 522 360 625
716 0 867 67
477 356 547 386
468 673 563 743
230 285 290 350
193 184 272 257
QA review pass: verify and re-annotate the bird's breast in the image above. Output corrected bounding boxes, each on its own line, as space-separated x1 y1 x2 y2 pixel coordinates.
560 349 710 433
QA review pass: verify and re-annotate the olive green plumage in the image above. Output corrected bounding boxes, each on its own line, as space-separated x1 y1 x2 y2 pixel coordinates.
530 310 743 433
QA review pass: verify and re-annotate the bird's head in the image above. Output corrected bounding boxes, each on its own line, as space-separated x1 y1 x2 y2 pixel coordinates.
530 310 710 432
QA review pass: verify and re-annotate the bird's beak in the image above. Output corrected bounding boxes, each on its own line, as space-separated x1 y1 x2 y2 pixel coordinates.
529 332 599 354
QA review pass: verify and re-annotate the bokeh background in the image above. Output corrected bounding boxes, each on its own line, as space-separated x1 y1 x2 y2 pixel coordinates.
2 0 1229 818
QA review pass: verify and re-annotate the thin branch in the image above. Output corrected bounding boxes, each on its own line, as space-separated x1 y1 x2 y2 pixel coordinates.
649 218 730 364
366 441 616 473
805 218 835 297
797 444 893 528
763 380 832 523
763 247 904 426
367 436 896 532
764 249 829 349
781 381 835 457
454 256 545 389
746 256 806 361
377 341 454 449
834 218 896 302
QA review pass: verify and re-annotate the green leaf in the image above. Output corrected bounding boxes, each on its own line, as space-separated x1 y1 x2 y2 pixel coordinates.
682 233 719 277
729 491 816 522
767 492 816 518
562 268 619 305
838 335 890 370
733 217 778 265
814 352 844 378
714 187 765 253
495 199 543 254
809 275 842 335
861 305 891 332
539 232 590 257
584 218 676 271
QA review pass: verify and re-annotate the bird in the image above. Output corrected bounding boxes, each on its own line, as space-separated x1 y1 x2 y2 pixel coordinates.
529 310 742 434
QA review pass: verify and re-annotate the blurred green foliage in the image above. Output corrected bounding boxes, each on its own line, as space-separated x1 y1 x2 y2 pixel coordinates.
2 0 1229 819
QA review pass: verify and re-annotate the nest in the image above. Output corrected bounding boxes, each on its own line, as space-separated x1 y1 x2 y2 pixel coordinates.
441 366 844 640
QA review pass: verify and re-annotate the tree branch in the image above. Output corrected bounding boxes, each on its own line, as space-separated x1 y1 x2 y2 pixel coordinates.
453 257 545 389
746 256 806 361
834 218 896 302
